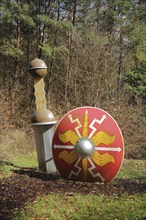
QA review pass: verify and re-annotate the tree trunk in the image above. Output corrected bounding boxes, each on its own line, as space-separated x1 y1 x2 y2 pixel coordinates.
117 28 123 92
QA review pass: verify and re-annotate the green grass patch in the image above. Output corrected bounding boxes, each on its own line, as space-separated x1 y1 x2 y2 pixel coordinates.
0 151 37 179
11 158 146 220
0 129 38 178
16 193 146 220
117 159 146 179
8 151 38 168
0 163 14 179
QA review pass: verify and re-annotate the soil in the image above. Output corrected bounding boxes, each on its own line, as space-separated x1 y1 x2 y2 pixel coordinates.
0 167 146 220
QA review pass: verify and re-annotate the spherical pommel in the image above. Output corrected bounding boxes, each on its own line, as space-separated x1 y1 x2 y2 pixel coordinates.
31 109 56 124
29 58 48 79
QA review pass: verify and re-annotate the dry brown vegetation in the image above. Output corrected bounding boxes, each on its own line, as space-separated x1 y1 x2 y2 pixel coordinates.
0 87 145 160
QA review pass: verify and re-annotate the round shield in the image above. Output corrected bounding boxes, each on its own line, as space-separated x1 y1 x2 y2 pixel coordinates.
52 107 124 183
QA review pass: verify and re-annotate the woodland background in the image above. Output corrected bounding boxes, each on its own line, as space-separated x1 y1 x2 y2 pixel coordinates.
0 0 146 159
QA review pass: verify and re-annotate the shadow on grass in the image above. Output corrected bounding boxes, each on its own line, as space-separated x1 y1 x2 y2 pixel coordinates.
0 160 146 220
14 168 61 181
0 160 19 168
0 161 61 219
0 160 61 180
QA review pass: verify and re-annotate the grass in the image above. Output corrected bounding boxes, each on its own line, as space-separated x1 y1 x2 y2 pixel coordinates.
0 129 38 178
13 158 146 220
1 129 146 220
15 193 146 220
0 151 37 178
117 159 146 179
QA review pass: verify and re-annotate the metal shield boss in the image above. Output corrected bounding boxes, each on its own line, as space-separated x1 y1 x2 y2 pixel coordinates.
52 107 124 183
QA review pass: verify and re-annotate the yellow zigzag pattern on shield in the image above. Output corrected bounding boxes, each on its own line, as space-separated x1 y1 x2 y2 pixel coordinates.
58 129 115 165
58 131 78 164
90 131 115 166
59 131 78 145
91 131 115 146
59 150 78 164
91 151 115 166
59 130 115 147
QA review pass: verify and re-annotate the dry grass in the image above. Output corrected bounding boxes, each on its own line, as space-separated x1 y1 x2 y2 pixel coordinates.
0 128 36 162
0 88 145 161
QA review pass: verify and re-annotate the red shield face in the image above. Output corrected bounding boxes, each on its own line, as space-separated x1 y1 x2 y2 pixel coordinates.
52 107 124 183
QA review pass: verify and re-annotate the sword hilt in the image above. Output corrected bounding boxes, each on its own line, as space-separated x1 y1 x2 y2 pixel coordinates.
29 58 56 123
